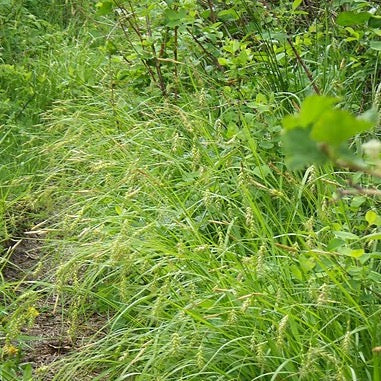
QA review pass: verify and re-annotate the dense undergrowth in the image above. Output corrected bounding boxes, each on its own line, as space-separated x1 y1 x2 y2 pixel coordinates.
1 0 381 380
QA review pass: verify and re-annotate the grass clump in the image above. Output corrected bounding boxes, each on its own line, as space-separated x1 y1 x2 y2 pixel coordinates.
1 1 381 380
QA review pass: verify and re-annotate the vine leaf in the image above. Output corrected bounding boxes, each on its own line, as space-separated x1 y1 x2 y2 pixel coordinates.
282 95 375 169
96 1 113 16
311 109 372 146
336 11 371 26
282 128 326 170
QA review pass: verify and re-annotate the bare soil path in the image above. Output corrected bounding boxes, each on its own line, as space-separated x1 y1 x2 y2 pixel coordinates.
2 231 105 380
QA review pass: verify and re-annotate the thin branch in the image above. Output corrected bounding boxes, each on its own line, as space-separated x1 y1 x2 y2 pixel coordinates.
287 37 320 95
14 93 35 120
186 27 225 72
337 187 381 197
207 0 216 23
113 2 158 85
157 57 183 64
335 159 381 179
146 14 166 95
159 27 169 58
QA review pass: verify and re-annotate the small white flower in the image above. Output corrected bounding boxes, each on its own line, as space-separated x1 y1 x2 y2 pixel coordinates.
362 139 381 159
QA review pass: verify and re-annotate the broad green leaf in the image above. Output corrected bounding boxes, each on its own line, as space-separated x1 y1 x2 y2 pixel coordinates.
223 39 240 54
340 247 365 258
218 8 239 21
217 57 229 66
282 114 302 130
310 109 373 145
365 210 379 226
344 27 360 41
370 41 381 51
269 32 288 43
358 253 372 264
333 231 359 240
96 1 113 16
299 255 316 272
256 93 267 104
336 11 371 26
282 128 327 170
292 0 303 10
291 265 303 281
23 364 33 381
351 196 366 209
164 8 187 27
327 238 345 251
349 249 365 258
299 95 338 127
226 122 239 138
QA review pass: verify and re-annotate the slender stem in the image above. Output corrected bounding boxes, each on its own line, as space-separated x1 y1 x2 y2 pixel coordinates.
207 0 216 23
338 187 381 197
113 1 158 85
186 27 224 71
159 28 168 58
146 14 166 95
287 37 321 95
174 26 179 100
335 158 381 179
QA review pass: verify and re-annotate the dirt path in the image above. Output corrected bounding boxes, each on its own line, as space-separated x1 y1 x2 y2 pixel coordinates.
2 231 105 380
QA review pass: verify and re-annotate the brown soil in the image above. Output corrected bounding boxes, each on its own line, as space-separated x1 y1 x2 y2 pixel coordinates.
2 232 105 380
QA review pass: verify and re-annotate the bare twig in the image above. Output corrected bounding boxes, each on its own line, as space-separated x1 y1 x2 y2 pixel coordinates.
287 37 320 95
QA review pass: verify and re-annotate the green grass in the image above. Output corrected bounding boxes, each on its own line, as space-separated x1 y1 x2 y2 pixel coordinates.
28 91 377 381
1 1 381 380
